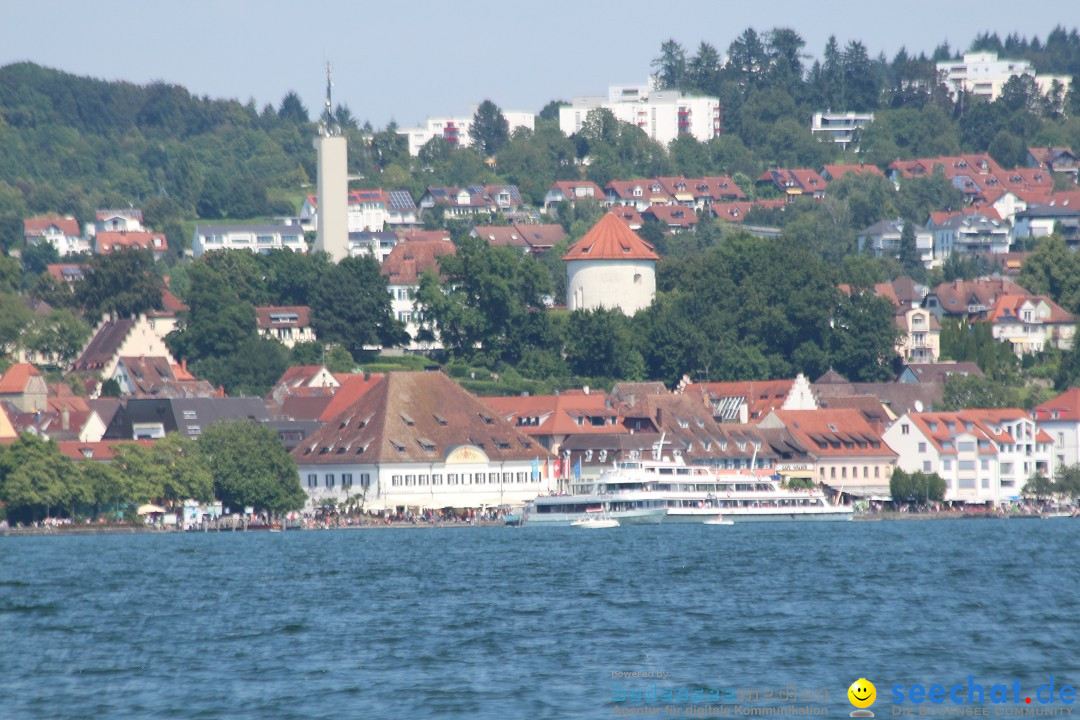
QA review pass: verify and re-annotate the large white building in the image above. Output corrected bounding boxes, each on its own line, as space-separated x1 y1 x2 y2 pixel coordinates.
398 108 535 157
294 371 555 512
564 213 658 316
559 79 721 145
937 52 1072 102
300 190 418 233
882 409 1054 505
191 224 307 257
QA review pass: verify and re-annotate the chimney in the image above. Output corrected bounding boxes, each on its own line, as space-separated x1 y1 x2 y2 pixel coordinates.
583 385 590 395
181 358 187 373
62 407 70 431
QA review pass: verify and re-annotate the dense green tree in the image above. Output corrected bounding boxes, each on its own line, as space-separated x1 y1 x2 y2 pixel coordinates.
74 248 163 321
277 91 309 125
563 308 645 381
0 435 81 521
197 419 305 514
167 261 256 361
652 39 688 90
20 309 91 366
21 242 60 279
0 292 32 353
829 291 904 381
415 236 553 366
152 433 214 506
897 219 925 282
196 334 290 397
1017 234 1080 313
310 255 404 356
471 100 510 156
939 373 1017 409
890 468 947 505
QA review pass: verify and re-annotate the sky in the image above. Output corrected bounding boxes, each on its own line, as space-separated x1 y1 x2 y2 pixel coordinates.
1 0 1076 129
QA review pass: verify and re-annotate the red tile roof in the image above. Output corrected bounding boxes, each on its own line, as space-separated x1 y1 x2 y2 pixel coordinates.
296 371 549 464
562 213 659 262
1033 388 1080 422
472 223 566 251
686 380 796 422
642 204 698 228
547 181 606 202
654 176 746 201
483 391 625 437
24 216 80 237
822 164 886 180
0 364 43 394
255 306 311 330
606 180 672 204
609 206 644 228
58 439 155 461
710 200 786 222
770 409 896 459
986 294 1074 325
95 231 167 254
380 239 456 285
905 409 1042 453
317 373 385 423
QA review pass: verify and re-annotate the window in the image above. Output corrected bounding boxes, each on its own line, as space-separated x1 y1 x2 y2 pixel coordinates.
360 473 371 488
958 441 975 452
392 475 402 486
1058 433 1065 448
489 472 498 483
188 426 201 436
183 410 197 420
980 459 989 471
343 473 353 487
419 475 429 485
923 461 932 472
918 442 927 453
943 459 952 470
448 473 459 485
325 474 335 488
958 460 975 471
432 474 443 485
307 473 317 488
901 424 910 435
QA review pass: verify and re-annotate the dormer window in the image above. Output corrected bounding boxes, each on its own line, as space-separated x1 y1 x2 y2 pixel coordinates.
478 413 494 425
400 413 415 427
433 414 447 426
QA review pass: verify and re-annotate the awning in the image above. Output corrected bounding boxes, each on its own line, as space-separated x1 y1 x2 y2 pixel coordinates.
137 504 166 515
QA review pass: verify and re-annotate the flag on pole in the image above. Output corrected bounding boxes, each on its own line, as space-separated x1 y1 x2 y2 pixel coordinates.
543 459 550 479
553 458 561 478
531 457 539 480
573 457 582 480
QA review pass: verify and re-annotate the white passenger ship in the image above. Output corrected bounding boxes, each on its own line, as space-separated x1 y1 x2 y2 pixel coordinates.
526 459 852 524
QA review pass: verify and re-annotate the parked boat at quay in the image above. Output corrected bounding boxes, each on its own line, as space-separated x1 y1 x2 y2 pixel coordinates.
526 458 852 524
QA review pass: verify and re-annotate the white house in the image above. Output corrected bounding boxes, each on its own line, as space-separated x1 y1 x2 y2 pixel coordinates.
1032 388 1080 470
857 218 934 266
811 111 874 150
986 294 1075 355
301 190 418 233
563 213 658 316
937 52 1072 102
380 238 456 349
559 79 721 145
398 108 535 156
255 306 317 348
293 371 555 512
23 216 90 256
883 409 1054 505
191 224 308 257
928 213 1010 259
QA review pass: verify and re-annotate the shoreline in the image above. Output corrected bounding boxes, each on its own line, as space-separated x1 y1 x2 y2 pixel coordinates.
2 512 1061 536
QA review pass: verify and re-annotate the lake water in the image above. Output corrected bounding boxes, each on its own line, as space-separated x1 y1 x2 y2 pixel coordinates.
1 520 1077 719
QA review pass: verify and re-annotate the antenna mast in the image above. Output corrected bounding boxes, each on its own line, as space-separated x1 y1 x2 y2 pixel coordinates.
322 62 336 136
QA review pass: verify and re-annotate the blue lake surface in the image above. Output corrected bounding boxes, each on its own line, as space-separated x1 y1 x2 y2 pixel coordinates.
0 520 1077 719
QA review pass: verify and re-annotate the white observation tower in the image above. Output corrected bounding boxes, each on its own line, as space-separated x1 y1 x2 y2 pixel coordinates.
313 62 349 262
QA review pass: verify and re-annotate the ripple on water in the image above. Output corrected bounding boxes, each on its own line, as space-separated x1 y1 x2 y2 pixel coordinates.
0 521 1076 719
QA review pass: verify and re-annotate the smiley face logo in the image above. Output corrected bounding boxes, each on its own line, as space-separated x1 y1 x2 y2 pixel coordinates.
848 678 876 709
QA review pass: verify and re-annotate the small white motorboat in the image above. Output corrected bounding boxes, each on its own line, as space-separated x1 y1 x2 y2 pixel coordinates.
571 507 620 529
704 514 734 525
